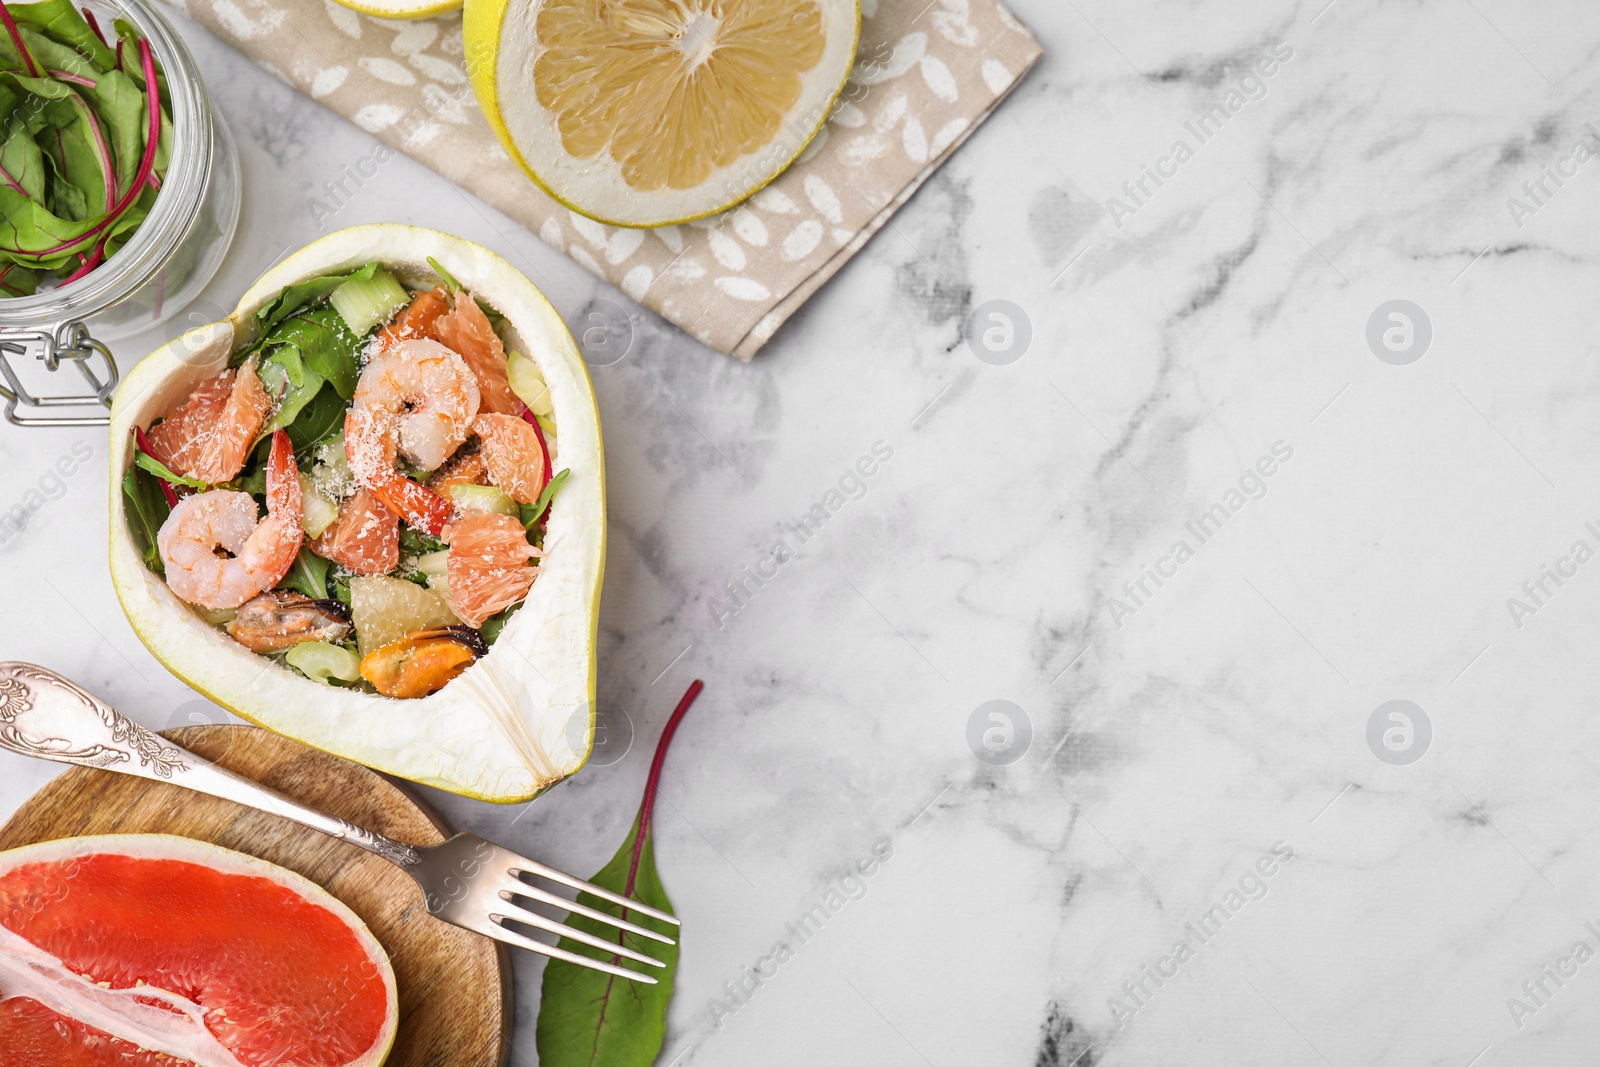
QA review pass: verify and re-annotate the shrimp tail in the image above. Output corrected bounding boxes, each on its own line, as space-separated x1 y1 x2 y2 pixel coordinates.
265 430 303 523
256 429 305 590
371 476 455 537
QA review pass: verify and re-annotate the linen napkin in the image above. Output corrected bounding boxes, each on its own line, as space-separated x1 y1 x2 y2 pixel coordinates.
169 0 1042 359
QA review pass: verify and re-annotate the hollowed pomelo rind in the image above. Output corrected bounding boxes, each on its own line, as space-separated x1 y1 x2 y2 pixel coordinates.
0 833 398 1067
464 0 861 228
109 224 604 803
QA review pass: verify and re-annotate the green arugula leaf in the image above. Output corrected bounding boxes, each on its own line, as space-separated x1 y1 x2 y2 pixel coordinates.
480 601 520 646
133 449 208 489
398 525 447 556
244 262 379 349
121 462 170 573
521 468 570 532
276 546 330 601
262 304 361 399
284 382 347 454
535 681 704 1067
258 347 325 436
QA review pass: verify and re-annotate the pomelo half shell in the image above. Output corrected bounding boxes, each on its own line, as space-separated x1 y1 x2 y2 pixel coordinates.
0 833 397 1067
108 224 604 802
329 0 461 19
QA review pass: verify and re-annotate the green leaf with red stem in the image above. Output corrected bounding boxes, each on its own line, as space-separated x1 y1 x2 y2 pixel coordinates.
536 679 704 1067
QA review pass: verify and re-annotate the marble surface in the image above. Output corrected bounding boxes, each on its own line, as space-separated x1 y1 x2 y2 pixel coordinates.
4 0 1600 1063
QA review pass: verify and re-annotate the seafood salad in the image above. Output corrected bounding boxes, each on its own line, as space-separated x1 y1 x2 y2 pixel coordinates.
121 260 569 699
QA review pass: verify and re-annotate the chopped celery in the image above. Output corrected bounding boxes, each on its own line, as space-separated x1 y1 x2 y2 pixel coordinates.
448 483 518 516
309 433 356 506
300 474 340 538
194 605 237 626
285 641 362 685
329 269 409 338
507 352 555 416
415 550 450 578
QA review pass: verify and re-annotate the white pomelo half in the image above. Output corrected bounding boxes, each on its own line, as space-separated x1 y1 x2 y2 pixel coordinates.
0 834 397 1067
109 224 604 803
465 0 861 227
329 0 460 18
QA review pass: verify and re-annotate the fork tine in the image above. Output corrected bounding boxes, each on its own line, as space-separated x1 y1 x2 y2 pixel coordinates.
497 895 666 967
511 857 681 926
482 915 660 984
500 876 676 946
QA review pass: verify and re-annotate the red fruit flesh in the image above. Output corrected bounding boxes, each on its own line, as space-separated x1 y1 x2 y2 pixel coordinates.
313 487 400 575
0 850 390 1067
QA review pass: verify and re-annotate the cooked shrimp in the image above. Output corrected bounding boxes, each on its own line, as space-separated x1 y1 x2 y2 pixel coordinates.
345 338 479 534
380 287 520 416
472 413 547 505
158 430 304 611
144 358 270 482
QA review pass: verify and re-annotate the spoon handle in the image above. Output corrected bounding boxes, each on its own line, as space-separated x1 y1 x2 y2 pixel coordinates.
0 662 421 868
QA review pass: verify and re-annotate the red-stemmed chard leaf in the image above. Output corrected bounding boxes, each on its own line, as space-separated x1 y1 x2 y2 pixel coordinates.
0 4 39 77
536 679 704 1067
0 38 160 262
520 403 553 492
132 426 177 507
80 7 107 47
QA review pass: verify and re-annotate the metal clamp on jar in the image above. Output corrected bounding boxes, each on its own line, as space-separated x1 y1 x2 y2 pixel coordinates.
0 0 240 428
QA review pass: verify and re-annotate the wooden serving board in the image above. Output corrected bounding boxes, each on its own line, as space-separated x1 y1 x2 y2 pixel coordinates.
0 724 511 1067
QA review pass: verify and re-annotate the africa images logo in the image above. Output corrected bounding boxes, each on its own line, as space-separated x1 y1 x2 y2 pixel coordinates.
1105 41 1294 229
1108 842 1296 1029
1107 441 1294 628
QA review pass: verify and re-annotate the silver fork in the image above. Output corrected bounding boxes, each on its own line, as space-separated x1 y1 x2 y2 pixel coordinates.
0 663 676 983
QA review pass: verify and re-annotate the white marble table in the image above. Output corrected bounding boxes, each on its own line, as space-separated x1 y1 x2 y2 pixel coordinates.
6 0 1600 1063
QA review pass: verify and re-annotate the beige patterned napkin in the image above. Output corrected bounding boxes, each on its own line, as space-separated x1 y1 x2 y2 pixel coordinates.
169 0 1042 359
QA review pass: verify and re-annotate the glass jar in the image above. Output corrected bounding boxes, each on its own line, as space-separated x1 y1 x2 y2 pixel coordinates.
0 0 240 426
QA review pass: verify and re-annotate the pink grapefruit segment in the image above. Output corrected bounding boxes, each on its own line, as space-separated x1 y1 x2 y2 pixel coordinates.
0 834 397 1067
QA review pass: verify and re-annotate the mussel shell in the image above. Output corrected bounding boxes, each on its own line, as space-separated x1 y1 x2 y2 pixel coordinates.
226 590 354 653
415 624 489 658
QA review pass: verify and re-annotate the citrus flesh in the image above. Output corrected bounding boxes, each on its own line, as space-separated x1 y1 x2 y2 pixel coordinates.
467 0 861 226
0 835 397 1067
329 0 461 19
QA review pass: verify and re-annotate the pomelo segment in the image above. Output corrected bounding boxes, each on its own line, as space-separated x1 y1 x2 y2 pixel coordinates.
0 834 397 1067
465 0 861 226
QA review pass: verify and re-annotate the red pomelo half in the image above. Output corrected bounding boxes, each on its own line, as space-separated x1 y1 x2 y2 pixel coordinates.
0 834 398 1067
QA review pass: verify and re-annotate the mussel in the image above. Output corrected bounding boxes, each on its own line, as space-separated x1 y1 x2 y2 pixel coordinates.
358 625 488 699
225 590 354 653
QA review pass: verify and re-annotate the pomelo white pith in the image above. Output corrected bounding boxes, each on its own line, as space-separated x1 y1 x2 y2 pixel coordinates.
108 225 604 803
464 0 862 228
